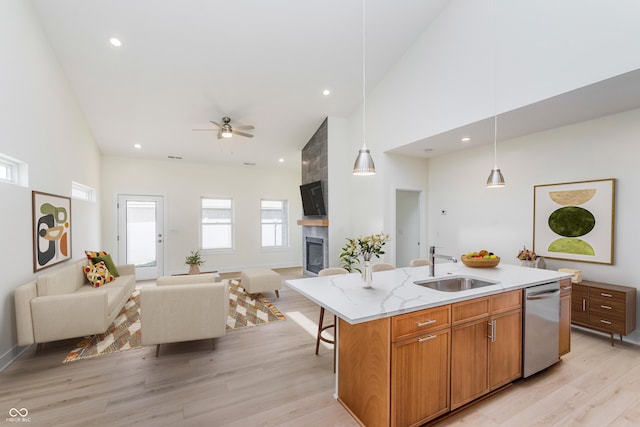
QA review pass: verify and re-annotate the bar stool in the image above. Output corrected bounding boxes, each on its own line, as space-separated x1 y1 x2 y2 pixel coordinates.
316 267 348 372
409 259 432 267
371 263 395 272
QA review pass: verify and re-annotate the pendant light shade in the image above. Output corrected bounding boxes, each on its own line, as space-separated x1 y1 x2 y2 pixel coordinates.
486 168 505 187
353 147 375 176
353 0 375 176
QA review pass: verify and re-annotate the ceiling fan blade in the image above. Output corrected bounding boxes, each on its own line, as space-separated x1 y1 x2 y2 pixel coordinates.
209 121 222 128
217 132 223 139
192 128 216 131
233 130 254 138
234 125 255 130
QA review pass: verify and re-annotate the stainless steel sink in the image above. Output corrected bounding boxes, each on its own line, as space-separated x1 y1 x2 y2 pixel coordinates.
414 276 499 292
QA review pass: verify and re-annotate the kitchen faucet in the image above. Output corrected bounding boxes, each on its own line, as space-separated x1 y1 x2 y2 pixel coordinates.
429 245 458 276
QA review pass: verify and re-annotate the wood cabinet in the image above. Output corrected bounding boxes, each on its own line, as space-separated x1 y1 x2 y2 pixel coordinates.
391 329 450 427
451 290 521 409
391 305 451 427
559 278 572 356
338 291 523 427
570 280 636 346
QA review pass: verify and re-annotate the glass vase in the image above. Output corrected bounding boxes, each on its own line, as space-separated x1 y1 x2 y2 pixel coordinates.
362 257 373 289
520 260 535 268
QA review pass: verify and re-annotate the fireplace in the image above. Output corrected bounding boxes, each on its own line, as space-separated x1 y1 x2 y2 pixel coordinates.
304 236 325 275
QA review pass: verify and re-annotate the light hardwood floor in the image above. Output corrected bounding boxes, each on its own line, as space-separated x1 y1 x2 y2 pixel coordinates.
2 269 639 426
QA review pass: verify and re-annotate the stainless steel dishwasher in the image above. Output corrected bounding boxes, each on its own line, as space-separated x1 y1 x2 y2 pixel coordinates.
522 281 561 377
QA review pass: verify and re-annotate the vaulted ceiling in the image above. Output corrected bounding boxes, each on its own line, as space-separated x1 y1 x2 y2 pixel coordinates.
30 0 450 170
30 0 640 171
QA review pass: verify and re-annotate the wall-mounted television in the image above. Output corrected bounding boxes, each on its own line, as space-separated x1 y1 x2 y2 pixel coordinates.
300 180 326 216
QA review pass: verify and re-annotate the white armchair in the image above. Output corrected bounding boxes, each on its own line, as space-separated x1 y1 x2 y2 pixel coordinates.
140 273 228 356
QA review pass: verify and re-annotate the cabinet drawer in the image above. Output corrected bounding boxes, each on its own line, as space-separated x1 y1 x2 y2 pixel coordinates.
590 287 626 304
490 290 521 314
588 315 626 333
560 278 572 298
589 295 626 313
452 297 490 325
392 305 451 342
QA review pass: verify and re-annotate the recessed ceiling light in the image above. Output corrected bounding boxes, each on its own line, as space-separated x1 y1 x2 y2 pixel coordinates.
109 37 122 47
460 137 471 142
322 89 331 96
133 144 142 149
278 158 284 163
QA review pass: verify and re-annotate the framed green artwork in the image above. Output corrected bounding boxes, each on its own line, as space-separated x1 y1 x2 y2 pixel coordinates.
33 191 72 272
533 178 615 264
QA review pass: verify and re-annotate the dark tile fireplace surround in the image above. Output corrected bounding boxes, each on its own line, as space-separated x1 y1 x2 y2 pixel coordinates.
301 118 329 276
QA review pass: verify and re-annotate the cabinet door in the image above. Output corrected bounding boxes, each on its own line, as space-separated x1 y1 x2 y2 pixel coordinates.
489 310 522 390
392 329 450 427
571 283 589 325
451 318 489 409
559 293 571 356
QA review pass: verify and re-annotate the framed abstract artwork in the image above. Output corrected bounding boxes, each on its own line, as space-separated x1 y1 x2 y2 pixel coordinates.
533 178 615 264
32 191 72 272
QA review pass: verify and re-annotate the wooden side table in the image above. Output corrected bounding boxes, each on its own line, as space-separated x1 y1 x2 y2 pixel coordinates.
571 280 636 346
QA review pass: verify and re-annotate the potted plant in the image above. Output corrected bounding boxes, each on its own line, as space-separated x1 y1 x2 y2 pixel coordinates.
185 250 204 275
517 246 537 268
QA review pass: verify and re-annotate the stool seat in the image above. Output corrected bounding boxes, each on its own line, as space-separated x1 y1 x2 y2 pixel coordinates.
240 268 281 298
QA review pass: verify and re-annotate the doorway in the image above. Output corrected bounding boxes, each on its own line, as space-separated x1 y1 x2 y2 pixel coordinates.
395 190 421 268
117 194 164 280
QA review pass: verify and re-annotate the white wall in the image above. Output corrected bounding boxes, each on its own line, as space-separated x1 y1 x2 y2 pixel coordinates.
101 156 302 275
367 0 640 152
0 0 102 368
427 108 640 343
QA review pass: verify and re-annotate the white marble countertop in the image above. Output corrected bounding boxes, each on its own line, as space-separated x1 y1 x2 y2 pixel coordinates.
285 263 573 324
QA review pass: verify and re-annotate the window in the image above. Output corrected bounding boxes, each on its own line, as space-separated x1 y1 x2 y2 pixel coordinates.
261 200 288 248
71 181 96 201
201 198 233 249
0 153 28 187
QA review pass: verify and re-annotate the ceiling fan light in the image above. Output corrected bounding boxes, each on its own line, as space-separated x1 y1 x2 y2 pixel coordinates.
486 168 505 188
221 128 233 138
353 147 376 176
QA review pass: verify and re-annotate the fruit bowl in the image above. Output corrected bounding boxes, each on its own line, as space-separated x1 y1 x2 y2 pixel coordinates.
461 255 500 268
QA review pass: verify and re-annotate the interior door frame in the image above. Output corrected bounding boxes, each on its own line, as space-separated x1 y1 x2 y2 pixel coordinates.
116 193 166 280
393 187 424 267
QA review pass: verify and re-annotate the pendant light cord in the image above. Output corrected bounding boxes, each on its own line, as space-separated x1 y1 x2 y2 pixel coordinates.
362 0 367 150
492 0 498 169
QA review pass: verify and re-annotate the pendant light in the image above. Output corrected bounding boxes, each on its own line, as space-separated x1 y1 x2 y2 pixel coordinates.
486 115 505 187
486 0 504 188
353 0 376 176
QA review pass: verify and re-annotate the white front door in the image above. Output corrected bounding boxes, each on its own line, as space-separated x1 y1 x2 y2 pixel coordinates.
117 195 164 280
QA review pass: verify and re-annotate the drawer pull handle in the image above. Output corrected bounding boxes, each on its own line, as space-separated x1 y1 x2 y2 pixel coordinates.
600 319 612 325
417 319 436 327
600 293 613 298
600 305 612 310
582 299 586 311
418 335 437 343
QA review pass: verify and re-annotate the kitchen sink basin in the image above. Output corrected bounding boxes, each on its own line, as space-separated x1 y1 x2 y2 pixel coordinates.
414 276 499 292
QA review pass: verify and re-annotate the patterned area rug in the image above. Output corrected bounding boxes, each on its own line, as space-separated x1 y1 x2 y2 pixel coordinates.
63 281 285 363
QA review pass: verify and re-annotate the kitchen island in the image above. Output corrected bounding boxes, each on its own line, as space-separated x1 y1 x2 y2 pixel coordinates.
286 263 572 427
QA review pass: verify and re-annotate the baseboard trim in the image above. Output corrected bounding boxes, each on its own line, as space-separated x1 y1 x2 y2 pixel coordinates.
0 344 30 373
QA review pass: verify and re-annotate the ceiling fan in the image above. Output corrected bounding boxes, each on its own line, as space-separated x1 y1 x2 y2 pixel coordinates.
193 117 254 139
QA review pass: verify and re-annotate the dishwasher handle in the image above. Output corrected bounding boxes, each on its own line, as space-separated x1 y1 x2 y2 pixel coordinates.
526 289 560 300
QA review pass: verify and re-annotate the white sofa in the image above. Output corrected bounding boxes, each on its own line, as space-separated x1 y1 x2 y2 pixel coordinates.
14 259 136 351
140 273 228 356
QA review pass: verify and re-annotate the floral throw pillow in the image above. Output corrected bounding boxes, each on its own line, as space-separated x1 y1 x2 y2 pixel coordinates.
83 261 115 288
85 250 120 277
